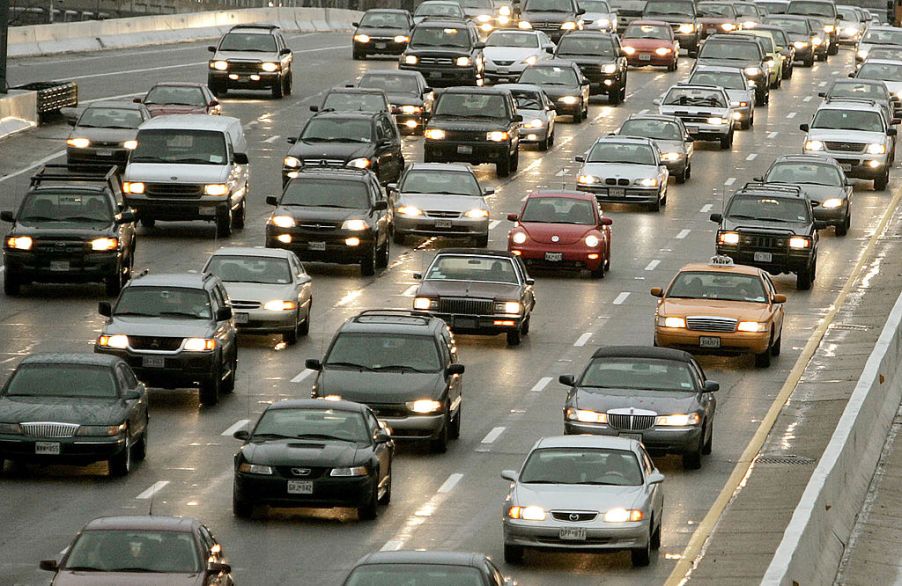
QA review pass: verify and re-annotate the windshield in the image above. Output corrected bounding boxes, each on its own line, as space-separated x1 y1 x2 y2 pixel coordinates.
698 40 761 59
300 118 373 143
252 407 370 442
765 162 842 186
624 23 671 39
205 255 293 284
322 93 386 113
858 62 902 83
519 65 579 85
689 71 746 89
758 1 787 13
78 107 142 129
360 11 409 27
765 17 808 33
644 0 696 17
557 35 616 56
65 530 201 573
345 565 484 586
734 4 759 17
435 92 508 117
663 87 727 107
415 2 465 17
524 0 577 11
741 33 774 51
828 81 887 101
521 196 596 224
426 254 519 283
359 73 420 95
410 26 470 49
114 286 212 319
867 47 902 60
144 85 206 107
811 109 884 132
766 29 789 45
4 364 117 398
863 29 902 46
326 333 441 372
698 3 736 17
620 118 682 140
837 7 859 21
726 194 810 223
787 0 834 17
580 0 612 12
459 0 493 8
587 142 656 164
400 169 481 195
280 179 370 208
520 447 643 486
487 31 540 47
17 192 113 226
132 129 226 165
668 270 768 302
511 89 543 109
219 32 277 52
580 357 698 391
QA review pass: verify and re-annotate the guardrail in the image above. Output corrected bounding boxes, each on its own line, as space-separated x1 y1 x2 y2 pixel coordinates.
762 290 902 585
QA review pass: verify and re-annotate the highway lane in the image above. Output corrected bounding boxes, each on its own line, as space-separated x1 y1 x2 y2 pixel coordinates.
0 33 894 585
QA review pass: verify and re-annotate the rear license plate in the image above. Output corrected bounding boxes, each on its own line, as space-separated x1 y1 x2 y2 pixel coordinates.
35 442 60 455
308 241 326 251
754 251 773 263
454 317 478 329
559 527 587 541
545 252 563 262
287 480 313 494
699 336 721 349
375 42 387 49
639 53 652 61
96 149 113 157
609 187 625 197
841 163 852 171
142 356 165 368
49 261 70 271
619 432 643 441
435 220 453 228
199 207 217 217
457 145 473 155
235 312 249 324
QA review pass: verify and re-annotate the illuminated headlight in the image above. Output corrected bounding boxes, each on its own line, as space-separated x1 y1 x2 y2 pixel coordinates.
655 47 672 56
718 231 740 245
499 4 512 15
804 140 825 151
211 60 229 71
655 413 701 426
123 140 138 150
424 128 446 140
494 301 522 314
238 463 273 475
204 184 229 196
406 399 443 413
508 505 546 520
397 205 423 217
812 36 823 46
77 423 126 437
526 118 545 128
730 101 749 108
561 21 578 30
184 338 216 351
67 137 90 149
341 219 369 231
660 151 681 161
487 130 509 141
794 41 809 49
477 14 492 22
604 508 645 523
97 334 129 349
511 231 528 244
637 177 658 187
322 394 342 401
657 316 686 328
354 34 371 43
498 15 511 25
263 300 298 311
789 236 811 249
823 24 834 33
585 234 601 247
0 423 22 434
577 174 599 184
743 21 757 28
857 49 867 59
560 95 579 105
261 62 280 72
270 215 295 228
413 297 437 310
678 23 695 33
345 237 361 247
6 236 33 250
622 46 636 55
90 237 118 251
732 111 742 120
404 55 419 65
464 208 489 219
456 56 473 67
394 35 410 43
283 156 302 169
743 67 762 77
400 105 422 114
844 27 858 35
518 20 532 29
566 407 608 423
866 143 887 154
822 198 843 209
601 63 618 73
277 234 292 243
721 22 736 31
525 55 538 65
706 117 725 125
737 321 768 332
330 466 368 477
347 157 371 169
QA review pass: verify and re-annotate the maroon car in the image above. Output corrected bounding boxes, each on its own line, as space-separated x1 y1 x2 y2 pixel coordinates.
137 82 222 117
620 20 680 70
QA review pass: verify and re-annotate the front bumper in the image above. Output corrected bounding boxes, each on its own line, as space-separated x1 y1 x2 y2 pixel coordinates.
94 346 218 388
577 183 661 205
354 38 408 55
503 518 650 551
715 246 813 275
518 124 551 142
655 326 771 354
233 307 299 335
626 53 673 67
0 434 126 464
3 250 120 283
424 140 511 164
374 412 446 440
551 98 582 115
510 243 604 271
66 147 129 168
266 230 376 265
685 122 731 141
124 194 230 223
399 64 480 87
431 312 524 334
564 420 702 453
234 471 373 509
209 70 281 89
674 32 699 52
804 151 889 180
394 215 489 238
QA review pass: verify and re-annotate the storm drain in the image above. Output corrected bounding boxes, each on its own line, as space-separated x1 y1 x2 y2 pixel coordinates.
831 323 870 332
754 455 816 465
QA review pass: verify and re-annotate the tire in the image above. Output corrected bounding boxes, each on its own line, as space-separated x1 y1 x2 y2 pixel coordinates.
755 346 772 368
358 480 379 520
875 169 889 191
109 431 132 477
284 73 293 96
504 543 525 564
199 371 221 406
297 300 311 337
506 329 521 346
668 59 677 72
630 529 652 567
785 64 794 79
134 425 148 461
361 243 377 276
702 422 713 455
496 154 511 177
378 469 392 505
392 230 405 245
682 438 703 470
770 331 782 357
816 51 826 62
284 323 299 345
105 265 126 297
804 54 815 67
651 521 662 550
835 213 850 236
828 40 838 56
573 104 584 122
548 131 555 147
521 316 530 335
720 131 733 150
510 149 520 173
796 265 813 290
272 76 285 99
233 488 253 519
233 198 246 229
538 136 550 151
650 194 661 212
353 49 365 60
590 262 606 279
449 404 461 439
431 413 450 453
474 233 489 247
685 164 691 180
376 237 390 268
216 207 232 238
221 352 237 393
749 111 755 128
4 271 22 296
676 166 688 184
610 87 622 106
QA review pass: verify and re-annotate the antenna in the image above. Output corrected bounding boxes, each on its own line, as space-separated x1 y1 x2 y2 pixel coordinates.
148 486 155 516
561 167 566 190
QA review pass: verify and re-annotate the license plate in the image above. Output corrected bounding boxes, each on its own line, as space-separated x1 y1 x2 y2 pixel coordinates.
457 145 473 155
841 163 852 171
609 187 625 197
639 53 652 61
687 127 698 134
619 432 643 441
199 207 217 217
497 67 509 73
430 72 442 79
559 527 587 541
754 251 773 262
435 220 453 228
699 336 721 349
707 28 716 34
287 480 313 494
142 356 165 368
49 260 70 271
308 241 326 251
35 442 60 455
545 252 563 262
96 149 113 157
375 42 387 49
235 312 249 324
454 317 478 329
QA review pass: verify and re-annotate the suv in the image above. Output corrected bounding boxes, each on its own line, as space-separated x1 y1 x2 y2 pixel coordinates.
710 183 820 289
818 79 895 122
207 24 293 98
312 87 391 114
305 309 465 453
2 165 137 297
357 70 434 133
764 15 821 66
553 30 628 104
517 0 586 43
123 115 250 238
283 111 404 187
424 87 522 177
657 84 737 149
800 99 897 190
696 34 772 105
400 19 486 87
94 272 238 405
786 0 839 56
642 0 701 57
265 168 392 276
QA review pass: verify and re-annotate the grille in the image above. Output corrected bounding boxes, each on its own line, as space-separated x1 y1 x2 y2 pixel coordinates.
91 140 122 148
128 336 184 351
440 129 485 141
493 59 515 66
608 413 655 431
275 466 328 479
144 183 203 198
298 222 339 230
33 239 86 253
824 142 865 153
301 158 345 167
419 57 454 65
437 297 494 315
231 300 261 309
741 233 784 250
686 316 737 332
369 404 409 418
21 422 79 438
604 178 630 186
228 61 263 74
551 511 598 522
425 210 461 218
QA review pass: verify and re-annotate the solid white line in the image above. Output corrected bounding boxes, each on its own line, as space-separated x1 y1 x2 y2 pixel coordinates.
645 259 660 271
767 131 779 139
291 369 314 384
746 153 758 161
489 220 501 230
786 112 797 119
401 284 418 297
724 177 736 186
136 481 170 500
531 376 553 392
676 229 691 239
574 332 593 347
700 203 713 213
437 473 463 493
263 135 281 144
481 426 506 444
221 419 250 437
613 292 630 305
0 150 66 184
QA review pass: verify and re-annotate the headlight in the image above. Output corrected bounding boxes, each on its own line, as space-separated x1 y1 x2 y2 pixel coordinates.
511 231 528 244
706 117 725 125
238 463 274 475
354 33 371 43
123 140 138 150
487 130 509 141
561 21 578 30
742 21 757 28
804 140 824 151
812 36 823 46
400 105 422 114
413 297 437 310
424 128 446 140
0 423 22 434
342 219 369 231
347 157 371 169
397 205 423 217
499 5 511 15
404 55 419 65
566 407 608 423
394 35 410 43
657 316 686 328
204 184 229 196
737 321 768 332
124 181 145 193
857 49 867 59
261 62 280 72
560 96 579 105
577 174 599 184
655 47 672 56
718 231 740 245
90 237 118 251
526 118 545 128
270 215 295 228
97 334 129 349
743 67 762 77
794 41 809 49
494 301 522 314
498 14 511 25
637 177 658 187
183 338 216 351
519 21 532 29
661 151 681 161
330 466 368 477
67 137 90 149
283 156 302 169
678 23 695 33
6 236 33 250
822 198 843 209
622 46 636 55
604 508 645 523
823 24 834 33
721 23 736 31
456 56 473 67
525 55 538 65
789 236 811 249
585 234 600 247
867 143 887 154
730 101 749 108
77 423 126 437
844 26 858 35
322 394 343 401
601 63 618 73
407 399 444 413
263 300 298 311
655 413 701 426
211 60 229 71
464 208 489 219
477 14 492 22
508 505 546 520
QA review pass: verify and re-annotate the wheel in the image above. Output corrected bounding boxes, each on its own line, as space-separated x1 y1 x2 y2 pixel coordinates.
504 543 525 564
660 188 667 206
828 40 838 55
770 330 782 357
216 207 232 238
676 166 688 184
358 480 379 520
272 76 285 98
297 300 311 337
785 64 793 79
376 237 390 268
749 111 755 128
702 422 713 455
233 488 253 518
474 233 489 247
233 198 246 229
682 438 703 469
720 131 733 150
548 131 555 147
630 528 652 567
431 413 450 453
668 59 677 72
109 431 132 477
134 425 148 461
199 371 221 406
378 469 392 505
360 243 377 276
506 329 521 346
105 265 126 297
650 193 661 212
521 316 530 335
221 352 237 393
573 104 584 122
510 150 520 173
392 230 405 245
284 73 293 96
610 87 622 105
816 51 826 62
590 263 606 278
874 169 889 191
755 346 772 368
538 136 550 151
651 520 662 549
210 83 226 98
140 217 155 228
685 164 691 180
804 54 815 67
449 403 461 439
796 265 813 290
496 154 511 177
353 49 366 60
4 271 22 296
835 212 850 236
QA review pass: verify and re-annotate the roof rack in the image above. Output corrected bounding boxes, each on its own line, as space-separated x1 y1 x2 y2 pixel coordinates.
293 167 373 176
739 181 805 196
673 83 724 90
30 164 121 190
352 309 435 325
228 24 279 31
823 96 878 107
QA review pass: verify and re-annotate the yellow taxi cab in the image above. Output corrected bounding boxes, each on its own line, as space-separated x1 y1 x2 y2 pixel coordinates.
650 256 786 367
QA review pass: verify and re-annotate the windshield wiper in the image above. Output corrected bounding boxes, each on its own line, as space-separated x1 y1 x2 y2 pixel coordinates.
251 432 300 440
372 365 432 373
20 215 59 222
521 479 559 484
130 156 168 163
173 157 217 164
113 311 157 317
294 433 353 442
324 361 374 371
61 216 109 223
725 213 759 220
64 566 107 572
158 311 205 319
577 480 627 485
115 568 165 573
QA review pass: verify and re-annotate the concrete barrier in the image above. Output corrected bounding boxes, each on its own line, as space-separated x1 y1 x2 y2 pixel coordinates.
762 290 902 585
0 90 39 141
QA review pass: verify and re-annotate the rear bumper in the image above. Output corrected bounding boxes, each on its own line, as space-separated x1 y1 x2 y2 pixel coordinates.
0 436 126 464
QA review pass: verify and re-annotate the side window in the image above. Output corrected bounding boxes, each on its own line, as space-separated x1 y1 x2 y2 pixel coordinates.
441 327 458 362
437 336 451 367
198 526 218 561
486 560 506 585
372 179 386 202
365 411 380 436
121 365 139 388
641 450 654 475
209 287 224 314
224 133 234 159
375 120 387 142
114 365 130 391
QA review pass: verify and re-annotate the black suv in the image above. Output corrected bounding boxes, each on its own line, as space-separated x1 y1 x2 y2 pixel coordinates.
207 24 293 98
642 0 701 57
399 19 486 87
2 165 137 297
553 30 627 104
696 34 772 105
710 183 821 289
305 309 465 453
265 168 392 276
94 272 238 406
283 111 404 187
518 0 586 43
352 8 415 59
424 87 522 177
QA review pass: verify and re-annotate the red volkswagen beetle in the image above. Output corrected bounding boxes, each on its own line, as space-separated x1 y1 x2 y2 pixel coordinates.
621 20 680 71
507 190 613 278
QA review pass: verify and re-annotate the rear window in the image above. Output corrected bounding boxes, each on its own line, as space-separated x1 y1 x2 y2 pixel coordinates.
410 26 471 49
699 39 762 59
557 35 616 56
787 0 835 17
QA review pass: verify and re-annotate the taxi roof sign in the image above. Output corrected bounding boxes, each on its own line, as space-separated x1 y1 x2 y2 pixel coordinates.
709 255 734 266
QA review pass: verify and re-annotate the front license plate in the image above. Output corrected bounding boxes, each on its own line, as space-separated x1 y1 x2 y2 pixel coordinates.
699 336 721 349
545 252 563 262
559 527 587 541
619 432 643 442
35 442 61 455
457 145 473 155
754 251 773 263
454 317 478 329
287 480 313 494
49 260 70 271
142 356 165 368
435 220 453 228
96 149 113 157
841 163 852 171
430 72 442 79
375 42 387 49
199 207 217 217
308 241 326 251
609 187 625 197
235 312 249 324
639 53 652 61
687 126 698 135
707 28 716 34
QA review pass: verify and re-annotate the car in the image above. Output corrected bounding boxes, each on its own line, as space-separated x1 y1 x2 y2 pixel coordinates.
343 551 513 585
458 0 500 33
494 0 517 29
642 0 700 57
786 0 839 55
696 34 772 104
759 154 854 236
697 2 740 41
614 114 693 182
517 0 586 43
123 115 250 237
94 271 239 406
500 435 665 566
202 247 313 345
651 256 787 367
753 24 796 79
311 87 391 114
732 1 767 29
137 82 221 117
836 4 866 44
800 99 897 190
610 0 647 33
40 516 233 585
0 353 148 477
352 8 414 59
757 0 789 14
733 29 784 89
620 20 680 72
858 45 902 66
710 183 820 289
507 190 613 277
687 65 756 129
413 248 536 346
656 83 737 149
764 14 822 65
494 83 557 149
357 70 434 133
306 309 465 453
553 30 628 103
483 29 556 85
232 399 394 520
819 78 895 121
580 0 618 31
2 165 137 298
265 168 392 276
389 163 492 246
63 101 150 169
857 26 902 62
853 60 902 116
423 87 522 177
400 19 486 87
282 110 404 186
518 60 591 121
413 0 466 24
207 24 293 98
560 346 718 468
575 135 669 210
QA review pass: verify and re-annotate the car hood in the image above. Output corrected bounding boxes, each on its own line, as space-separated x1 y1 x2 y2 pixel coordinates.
124 163 228 183
766 182 845 201
0 396 128 425
429 117 510 131
873 79 902 95
521 109 550 124
643 14 694 23
273 205 365 223
583 11 616 21
146 105 207 117
806 128 886 143
485 47 544 63
659 104 729 117
698 17 733 25
222 282 297 303
573 387 700 414
215 50 279 61
696 57 760 69
519 221 595 245
555 53 617 66
104 317 214 338
621 38 673 49
659 298 774 321
397 193 488 212
387 94 424 107
416 280 522 300
726 88 754 102
647 138 686 154
69 127 137 142
513 482 645 511
355 25 410 36
50 572 203 586
287 141 374 162
722 217 809 233
241 438 363 467
537 84 582 99
406 47 472 58
9 224 117 237
520 11 577 22
580 162 659 180
316 370 445 403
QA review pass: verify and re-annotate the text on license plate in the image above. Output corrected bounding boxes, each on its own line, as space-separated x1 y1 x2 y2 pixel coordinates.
308 241 326 251
96 149 114 157
699 336 721 349
199 207 217 217
639 53 652 61
435 220 453 228
287 480 313 494
841 163 852 171
545 252 563 262
142 356 165 368
457 145 473 155
375 42 387 49
50 261 70 271
754 251 773 263
559 527 587 541
35 442 61 455
609 187 625 197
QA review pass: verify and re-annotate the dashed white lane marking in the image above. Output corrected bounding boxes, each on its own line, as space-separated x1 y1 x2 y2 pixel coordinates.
786 112 797 119
613 292 630 305
574 332 593 347
555 168 571 176
700 203 713 213
136 481 170 500
401 284 418 297
263 135 281 144
767 131 779 139
803 96 813 102
531 376 553 392
381 540 404 552
645 259 660 271
221 420 250 436
724 177 736 186
638 108 649 115
336 290 362 306
481 427 506 444
831 70 840 75
66 61 207 81
291 369 314 384
819 81 828 87
437 473 464 493
676 229 691 239
746 153 758 161
489 220 501 230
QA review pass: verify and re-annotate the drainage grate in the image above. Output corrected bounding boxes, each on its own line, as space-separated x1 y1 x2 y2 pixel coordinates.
831 323 870 332
754 455 816 465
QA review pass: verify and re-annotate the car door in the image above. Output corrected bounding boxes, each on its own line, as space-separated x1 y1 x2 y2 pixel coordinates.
439 328 462 415
211 284 237 364
380 115 404 180
199 525 231 585
513 256 536 313
365 410 392 484
690 359 716 422
288 253 313 314
641 447 665 514
115 364 143 439
763 273 785 333
371 177 392 243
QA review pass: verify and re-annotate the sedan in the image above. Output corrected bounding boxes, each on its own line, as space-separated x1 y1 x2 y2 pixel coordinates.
620 20 680 71
518 60 591 122
495 83 557 150
560 346 718 469
687 65 756 130
0 353 148 477
358 70 434 133
554 30 628 103
615 114 693 182
413 0 466 24
203 247 313 345
483 29 555 85
137 82 221 117
343 551 513 585
232 399 394 520
501 435 664 567
575 136 669 210
580 0 618 31
64 101 150 169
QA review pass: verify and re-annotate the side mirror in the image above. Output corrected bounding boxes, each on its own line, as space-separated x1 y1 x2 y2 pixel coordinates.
413 272 422 280
501 469 519 481
132 97 143 104
124 389 142 400
574 155 585 163
305 358 323 371
709 213 723 223
817 91 825 97
577 7 586 14
280 48 292 55
374 430 391 443
647 471 665 484
558 374 576 386
652 97 662 105
650 287 663 297
546 46 555 54
764 55 774 61
773 293 787 303
810 200 820 208
117 210 136 224
475 42 486 49
848 72 855 78
210 99 220 108
423 87 433 95
387 182 398 192
233 430 250 441
207 561 231 575
207 45 217 53
580 79 591 86
309 105 320 112
753 176 764 182
799 123 809 132
216 307 233 321
233 152 249 165
525 277 535 285
286 137 297 144
373 200 388 211
483 187 495 196
266 196 279 206
352 21 360 27
507 213 519 222
513 114 523 123
703 380 720 393
0 210 14 222
888 128 898 136
447 363 466 376
98 301 112 316
40 560 59 572
600 217 613 226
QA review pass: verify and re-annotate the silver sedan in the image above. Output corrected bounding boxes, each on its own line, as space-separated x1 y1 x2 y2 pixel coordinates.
575 136 669 210
495 83 557 150
501 435 664 567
